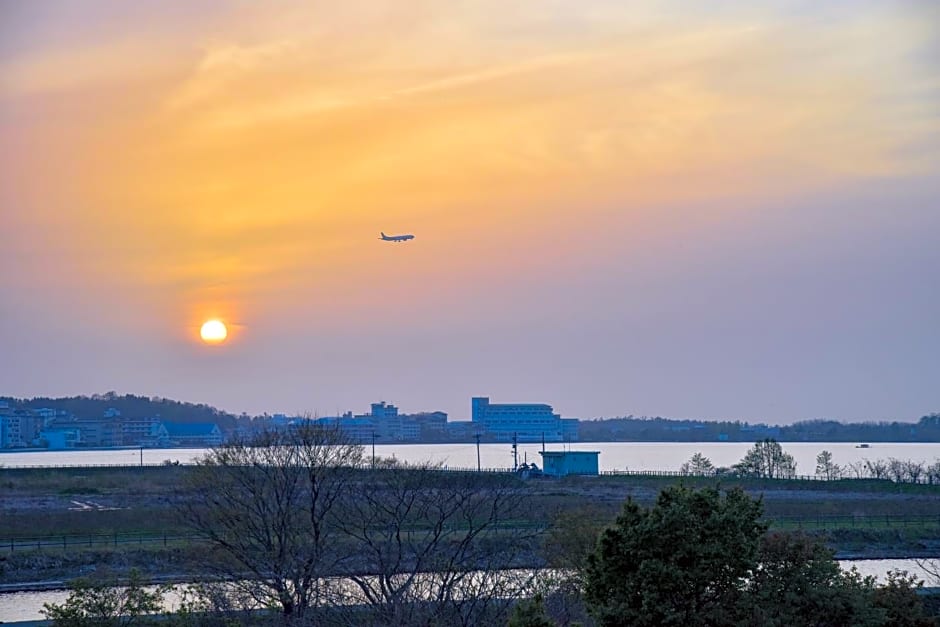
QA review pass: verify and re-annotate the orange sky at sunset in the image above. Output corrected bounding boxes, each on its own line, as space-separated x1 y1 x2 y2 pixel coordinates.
2 1 938 422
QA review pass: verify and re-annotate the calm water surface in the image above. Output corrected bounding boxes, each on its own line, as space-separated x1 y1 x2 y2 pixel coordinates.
2 442 939 473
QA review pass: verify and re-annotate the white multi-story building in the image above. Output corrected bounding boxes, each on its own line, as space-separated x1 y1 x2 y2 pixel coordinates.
0 410 41 448
471 397 579 443
120 416 162 446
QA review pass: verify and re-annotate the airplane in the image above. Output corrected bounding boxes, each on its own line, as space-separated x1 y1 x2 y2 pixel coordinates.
379 232 415 242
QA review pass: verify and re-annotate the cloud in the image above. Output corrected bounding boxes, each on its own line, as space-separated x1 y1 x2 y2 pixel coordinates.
189 49 606 131
383 50 607 99
167 39 297 110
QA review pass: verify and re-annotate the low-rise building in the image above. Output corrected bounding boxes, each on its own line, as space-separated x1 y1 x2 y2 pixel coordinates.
315 402 448 443
121 417 162 446
538 450 600 477
411 411 449 440
157 422 224 447
40 427 82 449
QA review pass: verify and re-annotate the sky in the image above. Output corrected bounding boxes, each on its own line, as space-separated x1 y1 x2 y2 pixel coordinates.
1 1 938 424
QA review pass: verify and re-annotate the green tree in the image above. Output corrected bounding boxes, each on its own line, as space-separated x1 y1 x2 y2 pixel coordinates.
815 450 842 480
873 570 934 627
680 452 715 475
583 485 766 626
741 532 883 626
735 438 797 479
507 594 554 627
543 504 611 571
41 570 164 627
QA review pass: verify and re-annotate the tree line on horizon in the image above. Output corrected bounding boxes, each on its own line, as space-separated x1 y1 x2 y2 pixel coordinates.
2 393 247 431
581 413 940 443
5 394 940 443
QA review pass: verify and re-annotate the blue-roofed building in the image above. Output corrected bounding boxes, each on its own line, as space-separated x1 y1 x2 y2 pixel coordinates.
158 422 223 447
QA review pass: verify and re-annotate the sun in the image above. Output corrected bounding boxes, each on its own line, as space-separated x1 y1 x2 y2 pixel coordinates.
200 319 228 344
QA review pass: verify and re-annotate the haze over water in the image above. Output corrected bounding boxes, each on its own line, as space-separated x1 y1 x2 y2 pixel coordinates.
2 1 938 423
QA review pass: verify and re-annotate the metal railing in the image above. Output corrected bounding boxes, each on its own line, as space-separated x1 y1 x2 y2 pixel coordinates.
1 531 207 552
599 469 940 485
770 514 940 530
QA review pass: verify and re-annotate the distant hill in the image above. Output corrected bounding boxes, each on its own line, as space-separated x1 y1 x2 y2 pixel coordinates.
0 392 245 431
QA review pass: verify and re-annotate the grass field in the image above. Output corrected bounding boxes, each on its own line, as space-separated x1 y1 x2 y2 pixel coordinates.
3 466 940 585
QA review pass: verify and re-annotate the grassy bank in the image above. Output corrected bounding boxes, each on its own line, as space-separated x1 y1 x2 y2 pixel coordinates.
3 466 940 586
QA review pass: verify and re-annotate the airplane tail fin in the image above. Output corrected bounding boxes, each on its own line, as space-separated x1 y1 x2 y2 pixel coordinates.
381 232 387 238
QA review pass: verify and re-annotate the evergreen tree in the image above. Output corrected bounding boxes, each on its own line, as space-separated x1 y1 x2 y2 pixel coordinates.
584 485 765 626
873 570 935 627
742 532 883 626
680 452 715 475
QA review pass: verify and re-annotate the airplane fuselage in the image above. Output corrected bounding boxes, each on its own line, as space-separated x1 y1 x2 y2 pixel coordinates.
380 232 415 242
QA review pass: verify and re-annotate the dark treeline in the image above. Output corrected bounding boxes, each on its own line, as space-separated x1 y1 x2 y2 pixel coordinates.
1 393 247 431
581 414 940 443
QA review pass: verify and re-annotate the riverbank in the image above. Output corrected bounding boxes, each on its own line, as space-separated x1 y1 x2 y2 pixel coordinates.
5 563 940 625
6 546 940 595
4 467 940 585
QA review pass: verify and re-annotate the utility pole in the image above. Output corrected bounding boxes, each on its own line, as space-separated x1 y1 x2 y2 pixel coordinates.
512 432 518 471
475 433 481 472
139 446 143 468
541 432 545 454
371 431 380 469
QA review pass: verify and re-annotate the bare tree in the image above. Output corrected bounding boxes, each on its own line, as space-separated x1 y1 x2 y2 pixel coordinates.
333 462 541 626
815 450 842 480
927 461 940 485
865 458 889 480
916 559 940 586
845 461 867 479
887 458 908 483
182 423 364 624
734 439 796 479
904 460 926 484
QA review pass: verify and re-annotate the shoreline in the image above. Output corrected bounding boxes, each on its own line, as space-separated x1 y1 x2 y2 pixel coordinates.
4 551 940 595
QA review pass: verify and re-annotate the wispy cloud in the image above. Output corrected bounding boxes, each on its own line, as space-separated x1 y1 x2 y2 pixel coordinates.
168 40 298 110
384 50 608 98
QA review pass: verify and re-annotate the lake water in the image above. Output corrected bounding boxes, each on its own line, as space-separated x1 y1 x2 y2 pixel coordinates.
2 442 939 474
1 559 936 623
